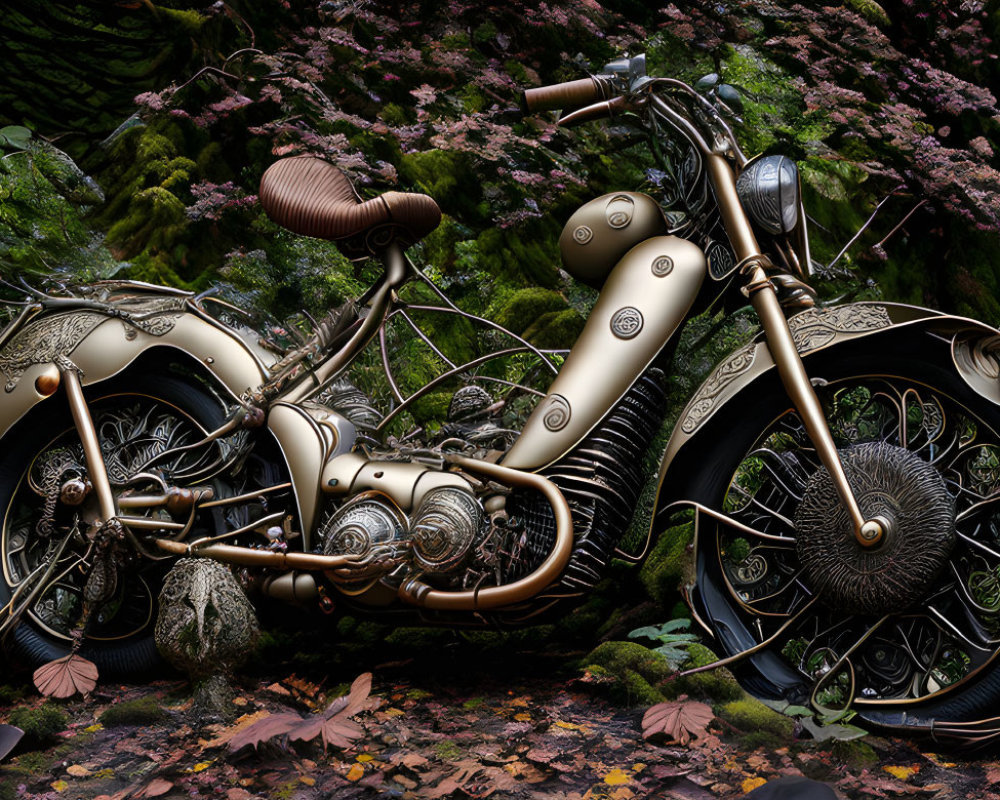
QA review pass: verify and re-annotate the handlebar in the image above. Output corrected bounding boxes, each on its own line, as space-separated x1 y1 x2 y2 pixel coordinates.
520 76 613 114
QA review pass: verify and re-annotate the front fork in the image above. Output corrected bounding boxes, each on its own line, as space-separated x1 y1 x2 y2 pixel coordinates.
706 154 887 549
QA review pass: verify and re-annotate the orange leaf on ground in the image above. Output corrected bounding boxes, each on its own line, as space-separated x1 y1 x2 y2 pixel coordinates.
33 654 98 698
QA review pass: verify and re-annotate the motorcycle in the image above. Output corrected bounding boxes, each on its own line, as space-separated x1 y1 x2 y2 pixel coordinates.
3 53 1000 744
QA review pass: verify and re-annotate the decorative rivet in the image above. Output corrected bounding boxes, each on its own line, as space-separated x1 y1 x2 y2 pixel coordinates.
572 225 593 244
34 367 61 397
605 195 635 229
327 478 339 487
205 356 215 364
652 256 674 277
373 471 384 479
610 307 643 339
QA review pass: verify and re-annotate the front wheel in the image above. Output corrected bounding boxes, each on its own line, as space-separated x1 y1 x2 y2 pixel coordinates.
684 328 1000 742
0 370 228 676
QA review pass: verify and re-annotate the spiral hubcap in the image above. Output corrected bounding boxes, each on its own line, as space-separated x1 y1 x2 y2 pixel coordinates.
794 442 956 615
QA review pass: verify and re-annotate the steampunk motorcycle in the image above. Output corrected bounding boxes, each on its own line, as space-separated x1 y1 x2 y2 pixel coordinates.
3 54 1000 742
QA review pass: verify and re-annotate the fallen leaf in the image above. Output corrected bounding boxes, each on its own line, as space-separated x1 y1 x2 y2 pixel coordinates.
346 763 365 781
604 768 632 785
883 765 920 781
642 696 714 745
135 779 173 798
50 780 68 792
66 765 91 777
33 654 98 698
202 711 271 749
742 776 768 793
229 672 371 753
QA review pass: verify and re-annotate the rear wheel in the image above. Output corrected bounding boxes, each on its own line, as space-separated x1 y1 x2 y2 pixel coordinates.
687 330 1000 741
0 371 227 676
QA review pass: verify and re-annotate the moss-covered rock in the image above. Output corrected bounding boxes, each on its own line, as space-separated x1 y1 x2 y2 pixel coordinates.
715 696 796 749
99 696 168 727
7 704 68 747
582 640 673 706
665 643 743 703
638 522 694 606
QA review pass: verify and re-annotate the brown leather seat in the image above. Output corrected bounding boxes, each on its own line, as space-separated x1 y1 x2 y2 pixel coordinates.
259 156 441 255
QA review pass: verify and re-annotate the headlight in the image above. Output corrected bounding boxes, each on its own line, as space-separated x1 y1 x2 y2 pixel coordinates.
735 155 800 235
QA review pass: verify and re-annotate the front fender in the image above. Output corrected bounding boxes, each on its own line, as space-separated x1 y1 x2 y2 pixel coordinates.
652 301 1000 522
0 305 275 440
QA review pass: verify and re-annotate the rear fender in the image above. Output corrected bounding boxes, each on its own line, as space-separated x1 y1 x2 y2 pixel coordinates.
0 306 274 440
652 301 1000 522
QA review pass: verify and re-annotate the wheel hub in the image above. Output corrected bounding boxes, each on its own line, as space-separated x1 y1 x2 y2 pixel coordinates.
794 442 956 615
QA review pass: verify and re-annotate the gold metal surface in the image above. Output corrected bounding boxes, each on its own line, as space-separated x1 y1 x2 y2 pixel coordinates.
396 456 573 611
61 365 116 522
321 452 471 511
749 275 870 542
265 403 328 543
502 235 705 471
153 537 359 570
0 308 270 442
558 192 669 287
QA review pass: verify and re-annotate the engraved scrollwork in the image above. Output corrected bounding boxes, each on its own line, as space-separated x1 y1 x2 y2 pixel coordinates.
573 225 593 244
788 305 892 354
651 256 674 277
0 312 106 391
680 343 756 434
542 394 571 432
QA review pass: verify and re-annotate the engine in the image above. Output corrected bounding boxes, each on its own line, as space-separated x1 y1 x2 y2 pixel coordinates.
319 486 488 591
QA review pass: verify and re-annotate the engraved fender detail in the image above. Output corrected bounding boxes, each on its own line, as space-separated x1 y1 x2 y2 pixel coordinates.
680 343 756 434
788 304 891 353
573 225 593 244
0 312 105 392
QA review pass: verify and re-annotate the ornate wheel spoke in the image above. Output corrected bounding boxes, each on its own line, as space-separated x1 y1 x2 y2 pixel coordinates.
701 374 1000 710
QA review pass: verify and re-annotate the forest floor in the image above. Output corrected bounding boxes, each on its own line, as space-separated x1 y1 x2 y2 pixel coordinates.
2 632 1000 800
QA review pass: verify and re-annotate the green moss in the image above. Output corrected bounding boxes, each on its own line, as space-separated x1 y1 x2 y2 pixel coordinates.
716 696 796 748
582 641 672 706
98 696 168 727
383 627 453 649
434 739 464 761
521 307 585 349
666 643 743 703
845 0 891 26
830 738 878 771
495 288 568 334
638 522 694 606
7 704 68 745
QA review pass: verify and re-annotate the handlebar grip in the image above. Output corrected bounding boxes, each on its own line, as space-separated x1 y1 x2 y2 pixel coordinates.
520 76 610 114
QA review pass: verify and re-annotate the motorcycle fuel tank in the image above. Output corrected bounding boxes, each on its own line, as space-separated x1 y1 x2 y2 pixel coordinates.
559 192 670 288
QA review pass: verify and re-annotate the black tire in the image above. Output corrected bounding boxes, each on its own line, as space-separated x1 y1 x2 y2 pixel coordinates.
676 326 1000 736
0 369 226 677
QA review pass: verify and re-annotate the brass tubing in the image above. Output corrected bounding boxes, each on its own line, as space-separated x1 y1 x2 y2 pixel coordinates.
61 366 116 522
153 538 360 570
705 154 878 546
396 456 574 611
749 279 873 544
279 243 410 404
198 482 293 509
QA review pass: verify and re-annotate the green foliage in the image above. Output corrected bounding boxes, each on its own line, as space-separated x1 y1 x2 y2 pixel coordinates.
7 704 68 745
98 696 168 727
628 618 699 670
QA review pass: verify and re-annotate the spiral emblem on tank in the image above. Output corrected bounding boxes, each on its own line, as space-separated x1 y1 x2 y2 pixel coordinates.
651 256 674 277
573 225 593 244
542 394 571 431
610 307 643 339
